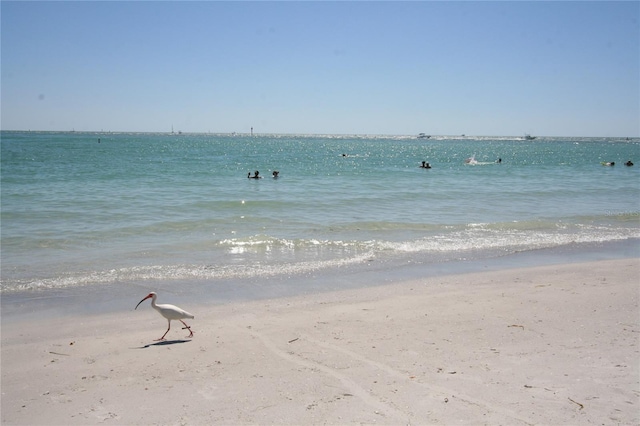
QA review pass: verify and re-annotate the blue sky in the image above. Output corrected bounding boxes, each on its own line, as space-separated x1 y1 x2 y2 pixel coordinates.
2 1 638 137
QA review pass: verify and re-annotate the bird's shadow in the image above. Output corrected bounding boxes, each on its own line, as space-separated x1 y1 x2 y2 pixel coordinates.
134 339 192 349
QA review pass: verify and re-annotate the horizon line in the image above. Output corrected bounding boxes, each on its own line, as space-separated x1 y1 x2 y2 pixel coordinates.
1 129 638 139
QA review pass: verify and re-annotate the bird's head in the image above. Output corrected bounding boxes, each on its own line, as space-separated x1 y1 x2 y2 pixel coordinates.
135 292 156 310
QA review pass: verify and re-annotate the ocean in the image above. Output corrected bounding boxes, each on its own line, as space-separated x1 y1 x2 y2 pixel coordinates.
1 131 639 315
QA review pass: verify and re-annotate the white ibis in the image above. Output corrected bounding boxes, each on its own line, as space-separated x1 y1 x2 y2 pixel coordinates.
135 292 195 340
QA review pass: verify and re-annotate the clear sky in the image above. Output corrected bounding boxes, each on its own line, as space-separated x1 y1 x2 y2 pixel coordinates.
2 1 638 137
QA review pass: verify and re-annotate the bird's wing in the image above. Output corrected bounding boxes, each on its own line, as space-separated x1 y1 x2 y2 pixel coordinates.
156 303 195 320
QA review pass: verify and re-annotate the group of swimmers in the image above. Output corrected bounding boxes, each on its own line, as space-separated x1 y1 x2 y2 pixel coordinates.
249 159 634 179
421 158 633 168
602 161 634 166
248 170 279 179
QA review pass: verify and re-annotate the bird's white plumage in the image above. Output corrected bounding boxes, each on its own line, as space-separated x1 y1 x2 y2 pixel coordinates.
153 303 195 320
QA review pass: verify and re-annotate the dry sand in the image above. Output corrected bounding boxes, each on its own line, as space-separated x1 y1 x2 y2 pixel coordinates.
2 258 639 425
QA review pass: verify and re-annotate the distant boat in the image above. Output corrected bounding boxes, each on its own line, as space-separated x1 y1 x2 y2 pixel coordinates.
524 134 536 140
417 133 431 139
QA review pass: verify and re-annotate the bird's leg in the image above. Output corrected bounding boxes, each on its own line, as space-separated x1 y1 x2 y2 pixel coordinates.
180 320 194 338
155 320 171 341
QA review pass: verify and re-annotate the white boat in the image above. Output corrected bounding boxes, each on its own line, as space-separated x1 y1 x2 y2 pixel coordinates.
417 133 431 139
524 134 536 140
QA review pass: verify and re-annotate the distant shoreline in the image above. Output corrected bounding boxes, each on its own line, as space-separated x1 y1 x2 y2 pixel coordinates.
2 130 638 139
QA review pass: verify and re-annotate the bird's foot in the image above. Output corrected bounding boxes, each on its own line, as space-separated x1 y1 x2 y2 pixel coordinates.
154 337 167 341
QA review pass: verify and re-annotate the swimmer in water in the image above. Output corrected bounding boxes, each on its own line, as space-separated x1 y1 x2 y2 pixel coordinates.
272 170 279 178
248 170 261 179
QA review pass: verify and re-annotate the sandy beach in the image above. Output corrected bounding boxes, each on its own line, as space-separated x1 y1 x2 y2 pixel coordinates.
2 258 638 425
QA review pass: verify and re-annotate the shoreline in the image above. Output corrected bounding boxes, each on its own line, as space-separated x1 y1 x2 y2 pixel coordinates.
2 238 638 324
2 258 638 425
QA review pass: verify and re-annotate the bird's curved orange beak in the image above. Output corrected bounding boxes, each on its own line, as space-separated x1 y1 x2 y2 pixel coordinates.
135 293 152 310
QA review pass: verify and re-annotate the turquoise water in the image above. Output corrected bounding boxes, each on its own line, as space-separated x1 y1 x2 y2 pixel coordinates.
1 131 639 294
